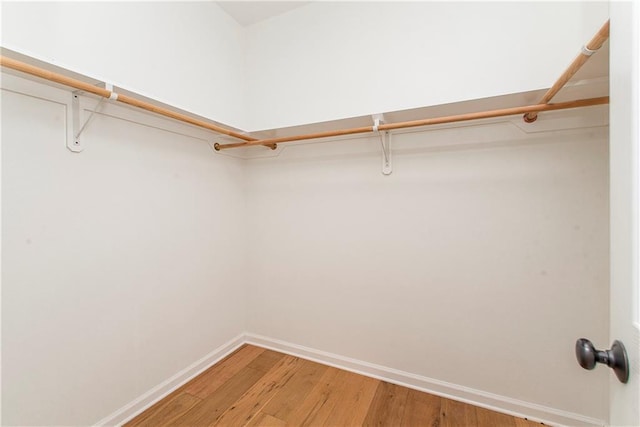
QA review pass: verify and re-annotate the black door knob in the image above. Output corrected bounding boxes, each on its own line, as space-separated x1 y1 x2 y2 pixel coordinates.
575 338 629 383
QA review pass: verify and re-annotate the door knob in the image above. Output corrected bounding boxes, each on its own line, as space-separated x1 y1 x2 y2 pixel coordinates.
575 338 629 383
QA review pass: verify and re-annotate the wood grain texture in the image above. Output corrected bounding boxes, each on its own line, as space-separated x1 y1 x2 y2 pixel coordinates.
284 366 342 426
476 405 517 427
167 351 284 427
184 344 266 399
213 355 301 426
126 345 545 427
363 381 410 426
261 359 329 420
514 417 545 427
246 412 287 427
125 392 201 427
441 398 479 427
324 372 378 426
403 388 441 427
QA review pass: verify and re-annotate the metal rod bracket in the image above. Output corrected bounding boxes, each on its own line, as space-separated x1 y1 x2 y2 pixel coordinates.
522 112 538 123
69 85 111 152
68 91 85 152
581 45 598 56
372 114 392 175
381 131 392 175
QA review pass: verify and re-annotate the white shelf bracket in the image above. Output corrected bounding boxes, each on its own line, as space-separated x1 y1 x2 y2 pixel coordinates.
68 84 112 152
372 114 392 175
69 91 85 152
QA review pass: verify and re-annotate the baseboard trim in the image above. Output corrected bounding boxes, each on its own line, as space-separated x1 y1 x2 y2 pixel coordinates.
93 333 246 427
95 332 605 427
244 333 605 427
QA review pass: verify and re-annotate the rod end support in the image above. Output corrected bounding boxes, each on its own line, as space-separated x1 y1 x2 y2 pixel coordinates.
267 143 277 150
214 142 221 151
523 113 538 123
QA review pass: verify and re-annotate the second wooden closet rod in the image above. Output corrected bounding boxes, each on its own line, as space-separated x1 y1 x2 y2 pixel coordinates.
215 19 610 151
523 20 610 123
213 96 609 150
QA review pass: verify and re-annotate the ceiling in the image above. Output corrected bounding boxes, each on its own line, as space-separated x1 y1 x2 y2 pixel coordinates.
214 1 609 85
216 1 309 26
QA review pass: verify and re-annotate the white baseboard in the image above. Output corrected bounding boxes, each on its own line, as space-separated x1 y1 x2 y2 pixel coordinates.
244 333 605 427
95 332 605 427
93 333 246 427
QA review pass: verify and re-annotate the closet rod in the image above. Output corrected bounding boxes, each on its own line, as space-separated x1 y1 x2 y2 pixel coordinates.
214 96 609 150
523 19 610 123
0 56 257 143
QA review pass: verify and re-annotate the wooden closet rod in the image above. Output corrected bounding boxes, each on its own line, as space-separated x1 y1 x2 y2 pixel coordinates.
215 19 611 151
0 56 257 143
523 19 609 123
214 96 609 150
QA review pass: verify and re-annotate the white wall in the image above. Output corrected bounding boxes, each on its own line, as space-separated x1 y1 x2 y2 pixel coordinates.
0 78 612 425
1 73 247 425
244 1 609 131
0 2 615 425
0 1 248 129
245 109 610 422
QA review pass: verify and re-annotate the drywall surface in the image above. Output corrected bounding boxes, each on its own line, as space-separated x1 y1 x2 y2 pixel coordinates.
244 1 609 131
1 74 247 425
0 1 247 129
245 111 610 421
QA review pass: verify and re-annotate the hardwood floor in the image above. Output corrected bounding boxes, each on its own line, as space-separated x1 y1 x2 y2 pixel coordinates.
125 345 543 427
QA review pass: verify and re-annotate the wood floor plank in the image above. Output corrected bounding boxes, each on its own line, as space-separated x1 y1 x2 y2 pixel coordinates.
184 344 266 399
514 417 544 427
283 366 343 426
440 398 478 427
261 358 329 420
475 405 517 427
402 388 441 427
298 369 365 427
323 372 379 426
130 345 552 427
213 355 301 426
125 392 201 427
362 381 410 426
245 412 287 427
167 351 285 426
247 349 287 373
